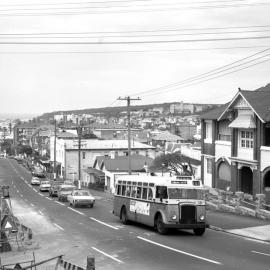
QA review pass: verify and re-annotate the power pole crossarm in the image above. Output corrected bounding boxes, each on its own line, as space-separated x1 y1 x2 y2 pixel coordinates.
117 96 141 175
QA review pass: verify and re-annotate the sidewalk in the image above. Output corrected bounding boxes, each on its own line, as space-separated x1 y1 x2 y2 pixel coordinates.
89 188 270 242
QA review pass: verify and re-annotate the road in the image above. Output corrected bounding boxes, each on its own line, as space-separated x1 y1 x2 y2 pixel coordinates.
1 158 270 270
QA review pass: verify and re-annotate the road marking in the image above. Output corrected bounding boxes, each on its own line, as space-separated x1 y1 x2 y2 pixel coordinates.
20 177 24 180
39 193 44 197
68 207 86 216
91 247 123 263
55 201 65 206
38 210 43 216
16 190 19 193
30 203 34 207
137 236 222 265
20 194 23 198
54 223 64 231
89 217 119 230
252 250 270 257
46 197 52 201
33 189 38 193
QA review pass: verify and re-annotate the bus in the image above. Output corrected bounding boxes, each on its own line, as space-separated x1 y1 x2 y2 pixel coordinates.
113 175 208 235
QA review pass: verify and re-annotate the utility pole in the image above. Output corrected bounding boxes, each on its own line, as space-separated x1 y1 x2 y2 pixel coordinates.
117 96 141 175
77 126 82 187
53 120 57 180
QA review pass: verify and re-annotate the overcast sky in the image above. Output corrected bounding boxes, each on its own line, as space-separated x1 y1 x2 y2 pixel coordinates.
0 0 270 115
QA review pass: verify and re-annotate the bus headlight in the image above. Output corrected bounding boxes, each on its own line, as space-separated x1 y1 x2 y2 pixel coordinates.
199 215 205 221
171 215 177 220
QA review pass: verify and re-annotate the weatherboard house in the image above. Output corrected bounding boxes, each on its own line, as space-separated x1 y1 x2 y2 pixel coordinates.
200 84 270 199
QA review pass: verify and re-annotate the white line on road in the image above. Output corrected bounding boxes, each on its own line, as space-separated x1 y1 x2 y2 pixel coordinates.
38 210 43 216
30 203 34 207
46 197 52 200
16 190 19 193
20 177 24 180
20 194 23 197
39 193 44 197
137 236 222 265
33 189 38 193
89 217 119 230
91 247 123 263
53 223 64 231
68 207 86 216
252 250 270 257
55 201 65 206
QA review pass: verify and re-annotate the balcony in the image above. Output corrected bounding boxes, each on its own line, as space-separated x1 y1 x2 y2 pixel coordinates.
215 140 231 162
261 146 270 172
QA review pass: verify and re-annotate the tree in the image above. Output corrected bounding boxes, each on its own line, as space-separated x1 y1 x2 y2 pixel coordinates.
150 152 194 176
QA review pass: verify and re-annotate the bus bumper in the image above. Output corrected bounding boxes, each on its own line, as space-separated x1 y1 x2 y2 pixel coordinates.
164 223 209 229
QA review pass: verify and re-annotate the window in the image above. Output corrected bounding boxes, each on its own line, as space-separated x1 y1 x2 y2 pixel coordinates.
142 188 148 200
240 130 254 149
121 185 126 196
131 186 136 198
82 152 86 159
206 158 212 174
126 186 131 197
117 185 121 195
205 121 212 140
148 188 153 200
218 120 231 141
156 186 168 199
136 187 142 199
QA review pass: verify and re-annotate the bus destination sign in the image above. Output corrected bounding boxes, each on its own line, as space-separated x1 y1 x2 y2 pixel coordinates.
171 180 187 184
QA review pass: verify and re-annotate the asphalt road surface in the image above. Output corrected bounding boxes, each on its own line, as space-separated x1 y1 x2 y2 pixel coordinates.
1 158 270 270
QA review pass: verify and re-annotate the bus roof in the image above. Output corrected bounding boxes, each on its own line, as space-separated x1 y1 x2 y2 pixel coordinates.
116 175 203 188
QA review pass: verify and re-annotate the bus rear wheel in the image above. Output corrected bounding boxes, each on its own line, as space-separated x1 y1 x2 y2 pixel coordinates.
120 206 128 225
156 214 168 235
193 228 205 236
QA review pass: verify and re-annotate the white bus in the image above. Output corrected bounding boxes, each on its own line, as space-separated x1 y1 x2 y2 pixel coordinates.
113 175 208 235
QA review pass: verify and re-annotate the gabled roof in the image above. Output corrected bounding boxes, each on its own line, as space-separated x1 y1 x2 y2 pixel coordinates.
201 83 270 123
152 131 184 142
95 155 154 172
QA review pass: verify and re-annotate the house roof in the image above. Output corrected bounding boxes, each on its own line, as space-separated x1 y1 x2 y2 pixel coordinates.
95 155 154 172
57 131 78 139
152 131 184 142
65 139 155 150
201 83 270 122
84 167 105 177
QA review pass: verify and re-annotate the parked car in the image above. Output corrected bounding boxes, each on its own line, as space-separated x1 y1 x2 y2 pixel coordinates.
49 181 64 197
31 176 41 185
67 189 95 208
58 185 76 202
39 180 51 192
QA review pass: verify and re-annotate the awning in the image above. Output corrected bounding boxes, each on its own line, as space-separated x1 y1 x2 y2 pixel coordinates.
228 114 256 129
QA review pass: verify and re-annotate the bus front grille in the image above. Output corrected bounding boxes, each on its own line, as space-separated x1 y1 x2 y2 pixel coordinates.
180 205 196 224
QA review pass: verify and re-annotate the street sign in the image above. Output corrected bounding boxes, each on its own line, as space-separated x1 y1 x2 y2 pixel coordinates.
1 215 18 232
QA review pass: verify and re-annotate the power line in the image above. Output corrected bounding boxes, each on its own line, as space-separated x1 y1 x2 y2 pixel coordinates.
128 47 270 97
1 35 270 44
0 2 269 16
2 29 270 39
142 57 270 98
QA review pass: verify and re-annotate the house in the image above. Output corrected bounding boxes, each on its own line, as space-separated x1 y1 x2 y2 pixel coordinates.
151 131 184 149
201 84 270 200
51 138 156 182
83 154 154 193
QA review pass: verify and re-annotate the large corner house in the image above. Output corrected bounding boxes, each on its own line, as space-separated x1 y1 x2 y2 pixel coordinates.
201 84 270 198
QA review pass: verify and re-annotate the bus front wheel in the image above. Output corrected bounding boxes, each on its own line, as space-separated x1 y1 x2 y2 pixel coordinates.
156 214 168 235
193 228 205 236
120 206 128 225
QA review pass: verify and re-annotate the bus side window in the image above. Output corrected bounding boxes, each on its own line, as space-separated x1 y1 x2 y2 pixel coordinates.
156 186 168 199
126 186 131 197
131 186 136 198
142 188 148 200
117 184 121 195
122 185 126 196
148 188 153 201
136 187 142 199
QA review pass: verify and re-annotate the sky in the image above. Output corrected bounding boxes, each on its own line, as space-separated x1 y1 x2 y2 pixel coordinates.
0 0 270 116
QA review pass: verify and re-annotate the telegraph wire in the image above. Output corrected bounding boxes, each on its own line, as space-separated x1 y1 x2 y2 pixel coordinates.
128 47 270 97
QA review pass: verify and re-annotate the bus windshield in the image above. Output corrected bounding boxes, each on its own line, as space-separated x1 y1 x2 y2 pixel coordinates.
168 188 204 200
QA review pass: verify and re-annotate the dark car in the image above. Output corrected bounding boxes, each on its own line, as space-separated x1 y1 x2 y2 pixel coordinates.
49 181 64 197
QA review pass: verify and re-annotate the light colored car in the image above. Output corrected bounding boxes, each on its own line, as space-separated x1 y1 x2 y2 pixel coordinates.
58 185 76 202
67 189 95 208
39 180 51 192
31 176 41 185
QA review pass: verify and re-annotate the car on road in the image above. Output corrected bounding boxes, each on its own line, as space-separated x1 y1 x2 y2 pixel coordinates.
31 176 41 185
58 185 76 202
67 189 95 208
39 180 51 192
49 181 64 197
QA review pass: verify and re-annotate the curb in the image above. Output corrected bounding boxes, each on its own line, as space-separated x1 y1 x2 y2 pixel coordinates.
209 225 270 244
